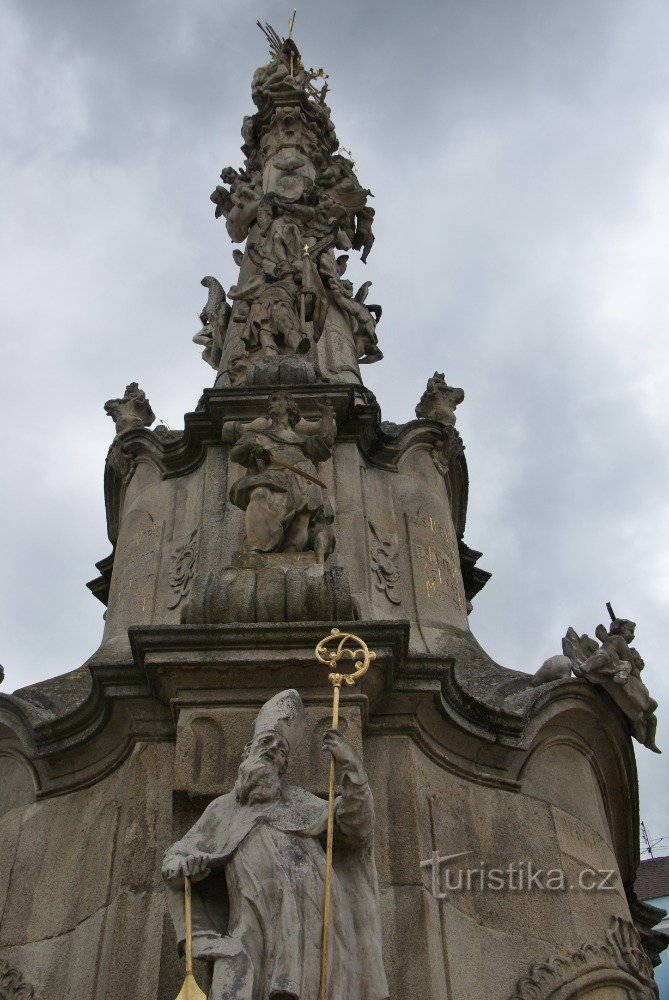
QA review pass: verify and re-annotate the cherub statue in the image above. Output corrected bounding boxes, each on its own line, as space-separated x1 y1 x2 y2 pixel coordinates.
533 603 660 752
415 373 465 426
192 276 231 370
222 391 336 559
210 165 263 242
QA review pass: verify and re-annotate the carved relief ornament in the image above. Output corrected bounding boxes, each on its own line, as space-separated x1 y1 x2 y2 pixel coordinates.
0 960 36 1000
167 527 199 609
368 521 401 605
510 917 658 999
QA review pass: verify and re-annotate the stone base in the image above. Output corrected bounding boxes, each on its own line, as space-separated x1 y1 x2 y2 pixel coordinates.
181 559 355 624
245 355 323 385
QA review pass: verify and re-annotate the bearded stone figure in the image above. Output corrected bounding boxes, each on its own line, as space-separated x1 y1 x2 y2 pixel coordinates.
222 391 336 558
162 690 388 1000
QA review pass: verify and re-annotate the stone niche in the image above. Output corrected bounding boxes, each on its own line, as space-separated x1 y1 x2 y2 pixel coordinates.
173 700 363 804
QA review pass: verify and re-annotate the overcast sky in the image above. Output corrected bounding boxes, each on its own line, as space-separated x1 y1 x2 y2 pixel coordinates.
1 0 667 846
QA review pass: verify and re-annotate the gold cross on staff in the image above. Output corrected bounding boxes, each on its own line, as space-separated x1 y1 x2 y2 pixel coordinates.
303 243 310 256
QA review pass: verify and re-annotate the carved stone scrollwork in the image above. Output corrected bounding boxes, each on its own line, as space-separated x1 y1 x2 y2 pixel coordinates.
0 959 36 999
415 372 464 426
167 528 199 609
510 917 659 999
369 521 401 605
105 438 136 487
431 425 465 478
104 383 155 436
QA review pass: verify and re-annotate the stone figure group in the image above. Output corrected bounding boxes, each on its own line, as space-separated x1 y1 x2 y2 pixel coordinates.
192 34 382 382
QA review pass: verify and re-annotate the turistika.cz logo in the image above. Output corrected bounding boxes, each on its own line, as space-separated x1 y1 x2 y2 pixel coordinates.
420 851 617 896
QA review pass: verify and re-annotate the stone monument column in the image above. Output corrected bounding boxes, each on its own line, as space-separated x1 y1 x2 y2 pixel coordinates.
0 24 664 1000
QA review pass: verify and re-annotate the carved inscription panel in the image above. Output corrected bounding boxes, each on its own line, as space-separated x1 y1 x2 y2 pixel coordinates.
104 509 165 637
406 513 467 629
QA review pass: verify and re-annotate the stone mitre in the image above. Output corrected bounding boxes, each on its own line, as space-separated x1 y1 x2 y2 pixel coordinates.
251 688 306 751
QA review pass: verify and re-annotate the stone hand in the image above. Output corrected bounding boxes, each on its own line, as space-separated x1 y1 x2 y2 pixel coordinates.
162 852 211 884
323 729 364 778
249 442 272 464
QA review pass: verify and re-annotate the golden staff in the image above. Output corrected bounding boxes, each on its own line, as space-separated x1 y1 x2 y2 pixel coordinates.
174 877 206 1000
288 9 297 77
315 628 376 1000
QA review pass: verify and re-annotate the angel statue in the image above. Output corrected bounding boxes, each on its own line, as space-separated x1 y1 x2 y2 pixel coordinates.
221 391 336 560
193 276 231 370
320 255 383 364
533 603 660 752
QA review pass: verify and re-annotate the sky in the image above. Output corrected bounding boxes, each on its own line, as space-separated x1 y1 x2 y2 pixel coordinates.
0 0 667 846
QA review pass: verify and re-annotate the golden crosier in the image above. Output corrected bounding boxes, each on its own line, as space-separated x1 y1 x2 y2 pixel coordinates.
315 628 376 1000
174 877 207 1000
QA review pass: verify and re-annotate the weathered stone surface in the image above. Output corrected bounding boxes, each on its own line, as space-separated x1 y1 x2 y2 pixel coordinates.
0 744 173 999
173 701 363 802
0 757 35 814
181 561 354 624
162 690 388 999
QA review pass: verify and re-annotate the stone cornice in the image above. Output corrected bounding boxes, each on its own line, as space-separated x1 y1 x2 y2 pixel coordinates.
97 385 479 596
0 617 640 807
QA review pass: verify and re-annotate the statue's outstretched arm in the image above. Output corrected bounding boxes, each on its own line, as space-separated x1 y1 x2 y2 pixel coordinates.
162 799 222 886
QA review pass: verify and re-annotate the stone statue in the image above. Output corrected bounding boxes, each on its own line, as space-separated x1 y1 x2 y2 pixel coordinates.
210 165 263 242
352 205 375 264
202 27 381 381
222 391 336 559
320 256 383 364
228 272 310 360
415 373 465 426
104 382 155 435
193 276 231 370
316 155 374 254
162 689 389 1000
533 606 660 753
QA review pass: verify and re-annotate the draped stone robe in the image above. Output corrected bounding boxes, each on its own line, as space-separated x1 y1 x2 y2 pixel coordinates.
164 767 389 1000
